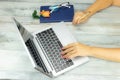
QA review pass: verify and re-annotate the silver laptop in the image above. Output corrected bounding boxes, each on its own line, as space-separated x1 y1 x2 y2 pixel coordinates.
13 18 89 77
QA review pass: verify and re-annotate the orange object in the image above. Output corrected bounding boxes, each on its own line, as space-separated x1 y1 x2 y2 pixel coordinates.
40 10 50 17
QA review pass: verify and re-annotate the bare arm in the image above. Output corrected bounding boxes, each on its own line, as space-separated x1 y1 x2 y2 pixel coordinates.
73 0 113 25
85 0 113 16
113 0 120 6
90 47 120 62
62 43 120 62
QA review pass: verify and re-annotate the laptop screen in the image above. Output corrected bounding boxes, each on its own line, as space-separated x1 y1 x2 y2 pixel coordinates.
17 24 26 37
13 18 30 42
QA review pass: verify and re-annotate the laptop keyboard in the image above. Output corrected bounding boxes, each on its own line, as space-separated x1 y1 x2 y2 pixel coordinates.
36 28 73 72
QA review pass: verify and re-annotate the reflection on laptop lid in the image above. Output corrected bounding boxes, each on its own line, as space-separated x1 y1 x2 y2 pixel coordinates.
13 18 31 42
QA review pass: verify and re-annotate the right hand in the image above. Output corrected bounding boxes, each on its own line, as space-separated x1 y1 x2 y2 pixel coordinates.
72 11 90 25
61 42 91 59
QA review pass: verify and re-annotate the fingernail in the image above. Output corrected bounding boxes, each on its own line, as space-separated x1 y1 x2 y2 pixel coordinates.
62 56 66 59
61 56 65 59
62 47 65 49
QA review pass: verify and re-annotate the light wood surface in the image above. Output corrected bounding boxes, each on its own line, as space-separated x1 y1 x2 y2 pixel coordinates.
0 0 120 80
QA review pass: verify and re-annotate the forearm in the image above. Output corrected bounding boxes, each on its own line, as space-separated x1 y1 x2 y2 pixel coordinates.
85 0 113 17
90 47 120 62
112 0 120 6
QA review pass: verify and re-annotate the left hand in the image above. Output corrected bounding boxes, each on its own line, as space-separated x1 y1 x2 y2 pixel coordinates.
72 11 89 25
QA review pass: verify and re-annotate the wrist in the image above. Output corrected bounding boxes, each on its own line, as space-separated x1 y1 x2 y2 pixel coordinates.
84 0 113 17
84 10 92 17
82 44 94 57
87 46 94 57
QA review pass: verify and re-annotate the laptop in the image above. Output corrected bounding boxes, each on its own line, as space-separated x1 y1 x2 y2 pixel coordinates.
13 18 89 77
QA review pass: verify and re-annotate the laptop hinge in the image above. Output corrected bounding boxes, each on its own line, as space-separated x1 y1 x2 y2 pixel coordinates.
32 37 54 72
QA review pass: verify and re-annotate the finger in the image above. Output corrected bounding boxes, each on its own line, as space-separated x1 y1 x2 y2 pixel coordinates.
77 15 89 24
62 51 77 59
67 53 78 59
72 18 77 25
76 17 82 24
76 14 88 24
62 47 74 54
76 18 85 24
72 12 81 25
72 16 79 25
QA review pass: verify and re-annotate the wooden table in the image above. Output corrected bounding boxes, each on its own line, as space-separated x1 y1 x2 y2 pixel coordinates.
0 0 120 80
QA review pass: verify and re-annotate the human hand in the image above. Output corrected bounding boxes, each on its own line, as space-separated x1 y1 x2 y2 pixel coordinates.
72 11 90 25
61 42 91 59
